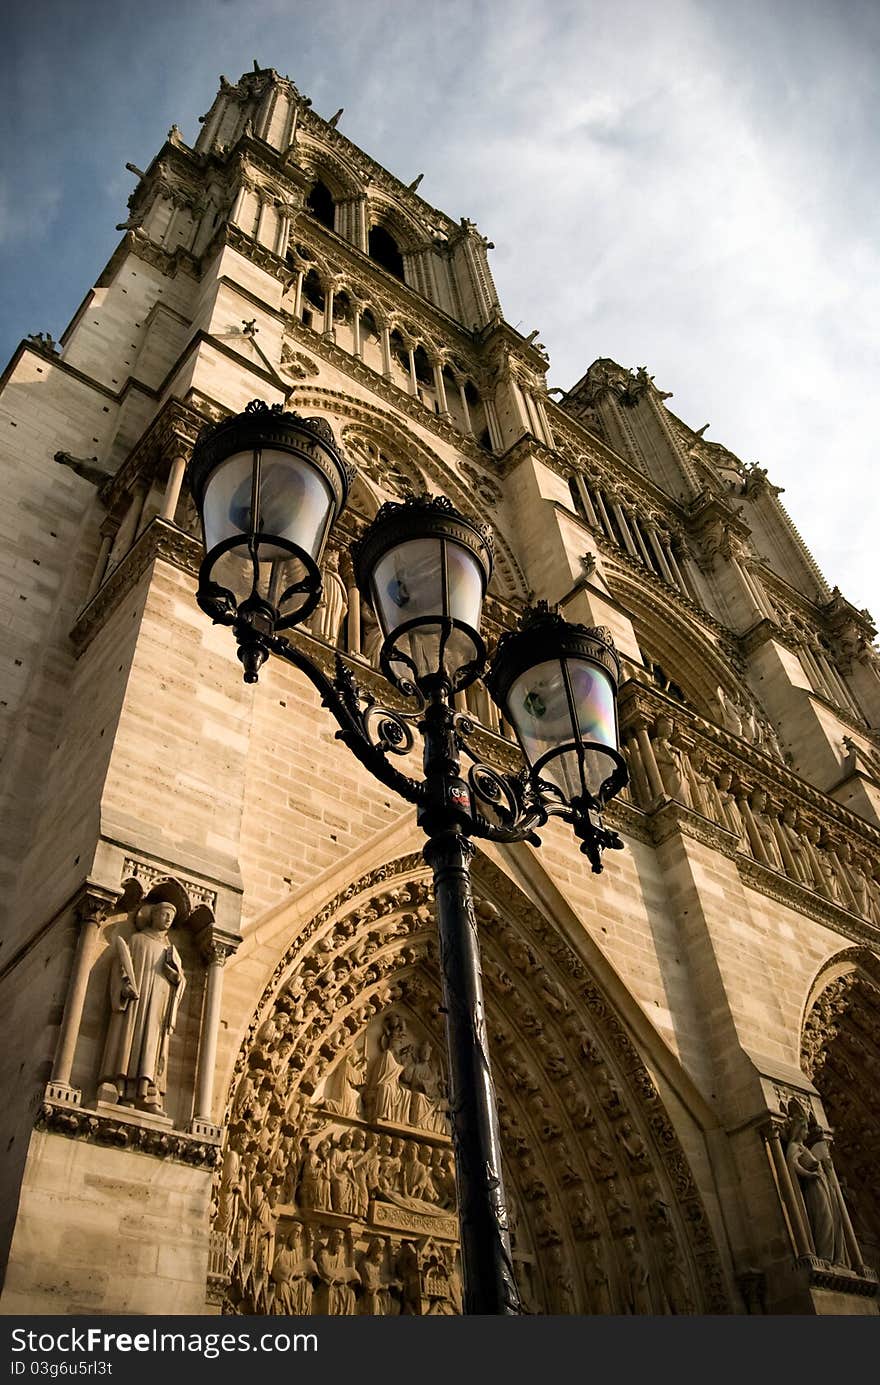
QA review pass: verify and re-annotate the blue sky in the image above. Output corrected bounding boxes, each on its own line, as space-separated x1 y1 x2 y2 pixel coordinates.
2 0 878 618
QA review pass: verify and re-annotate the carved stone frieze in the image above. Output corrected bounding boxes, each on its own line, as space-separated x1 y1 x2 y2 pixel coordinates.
36 1097 221 1167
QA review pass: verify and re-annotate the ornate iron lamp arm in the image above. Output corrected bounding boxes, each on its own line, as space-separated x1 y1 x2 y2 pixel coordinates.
232 614 425 809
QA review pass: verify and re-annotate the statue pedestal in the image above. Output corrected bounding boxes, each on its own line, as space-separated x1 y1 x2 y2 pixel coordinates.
95 1100 174 1129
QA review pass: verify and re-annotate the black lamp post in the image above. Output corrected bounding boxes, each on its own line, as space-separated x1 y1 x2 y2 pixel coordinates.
186 401 627 1316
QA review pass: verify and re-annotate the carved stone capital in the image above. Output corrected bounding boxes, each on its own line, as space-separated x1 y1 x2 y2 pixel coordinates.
74 883 121 929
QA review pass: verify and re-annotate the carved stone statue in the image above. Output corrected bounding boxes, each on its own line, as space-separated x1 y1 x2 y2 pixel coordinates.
368 1016 408 1123
657 1230 695 1313
402 1041 447 1132
271 1224 317 1314
322 1047 365 1117
310 547 348 646
784 1107 849 1265
748 789 784 872
583 1237 613 1313
620 1232 653 1313
652 716 693 806
715 769 747 847
358 1237 398 1315
297 1138 331 1210
316 1229 358 1314
98 900 186 1113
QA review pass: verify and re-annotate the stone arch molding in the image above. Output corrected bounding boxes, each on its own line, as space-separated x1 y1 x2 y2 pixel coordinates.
801 946 880 1271
209 853 730 1314
290 387 528 603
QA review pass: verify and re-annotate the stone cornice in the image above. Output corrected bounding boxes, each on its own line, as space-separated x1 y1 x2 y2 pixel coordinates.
619 680 880 853
736 855 880 950
738 616 802 658
36 1097 222 1168
101 399 206 511
635 793 880 950
70 519 200 654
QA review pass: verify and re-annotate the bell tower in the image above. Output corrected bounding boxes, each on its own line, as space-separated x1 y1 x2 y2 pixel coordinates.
0 64 878 1317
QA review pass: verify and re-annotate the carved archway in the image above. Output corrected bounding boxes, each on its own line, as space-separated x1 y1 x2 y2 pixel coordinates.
209 854 730 1314
801 949 880 1271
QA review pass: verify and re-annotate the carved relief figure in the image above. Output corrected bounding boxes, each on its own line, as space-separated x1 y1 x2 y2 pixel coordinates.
316 1229 358 1314
657 1230 695 1313
297 1139 331 1210
402 1041 447 1132
369 1016 408 1123
322 1046 365 1117
358 1237 398 1315
583 1237 613 1313
620 1233 653 1314
271 1224 317 1315
98 900 186 1113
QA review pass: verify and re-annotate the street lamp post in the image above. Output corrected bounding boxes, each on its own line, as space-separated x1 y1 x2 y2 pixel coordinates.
186 401 628 1316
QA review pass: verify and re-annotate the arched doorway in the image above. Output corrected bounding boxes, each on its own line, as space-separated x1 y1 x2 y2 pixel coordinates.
209 854 729 1314
802 950 880 1271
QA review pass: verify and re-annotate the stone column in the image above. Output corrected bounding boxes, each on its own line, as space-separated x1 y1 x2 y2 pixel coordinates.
593 489 615 541
85 527 114 605
407 345 418 396
635 723 665 801
628 517 652 569
380 325 392 379
433 360 449 415
665 543 689 598
191 942 232 1136
293 270 304 320
352 306 362 358
160 454 187 523
646 525 677 586
48 886 119 1101
323 284 335 340
611 500 639 559
458 380 473 435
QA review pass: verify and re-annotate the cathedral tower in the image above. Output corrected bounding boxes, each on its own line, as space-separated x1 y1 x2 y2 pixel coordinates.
0 65 878 1316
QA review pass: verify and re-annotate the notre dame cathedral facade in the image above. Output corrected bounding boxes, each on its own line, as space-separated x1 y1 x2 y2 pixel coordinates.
0 65 878 1318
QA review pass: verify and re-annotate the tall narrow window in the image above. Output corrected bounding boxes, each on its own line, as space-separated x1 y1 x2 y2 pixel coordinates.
307 180 335 231
369 225 405 280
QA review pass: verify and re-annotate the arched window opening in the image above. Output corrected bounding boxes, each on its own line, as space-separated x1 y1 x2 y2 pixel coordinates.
360 308 379 341
389 330 409 374
303 270 325 313
307 180 335 231
413 346 433 387
369 224 405 280
333 290 351 324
